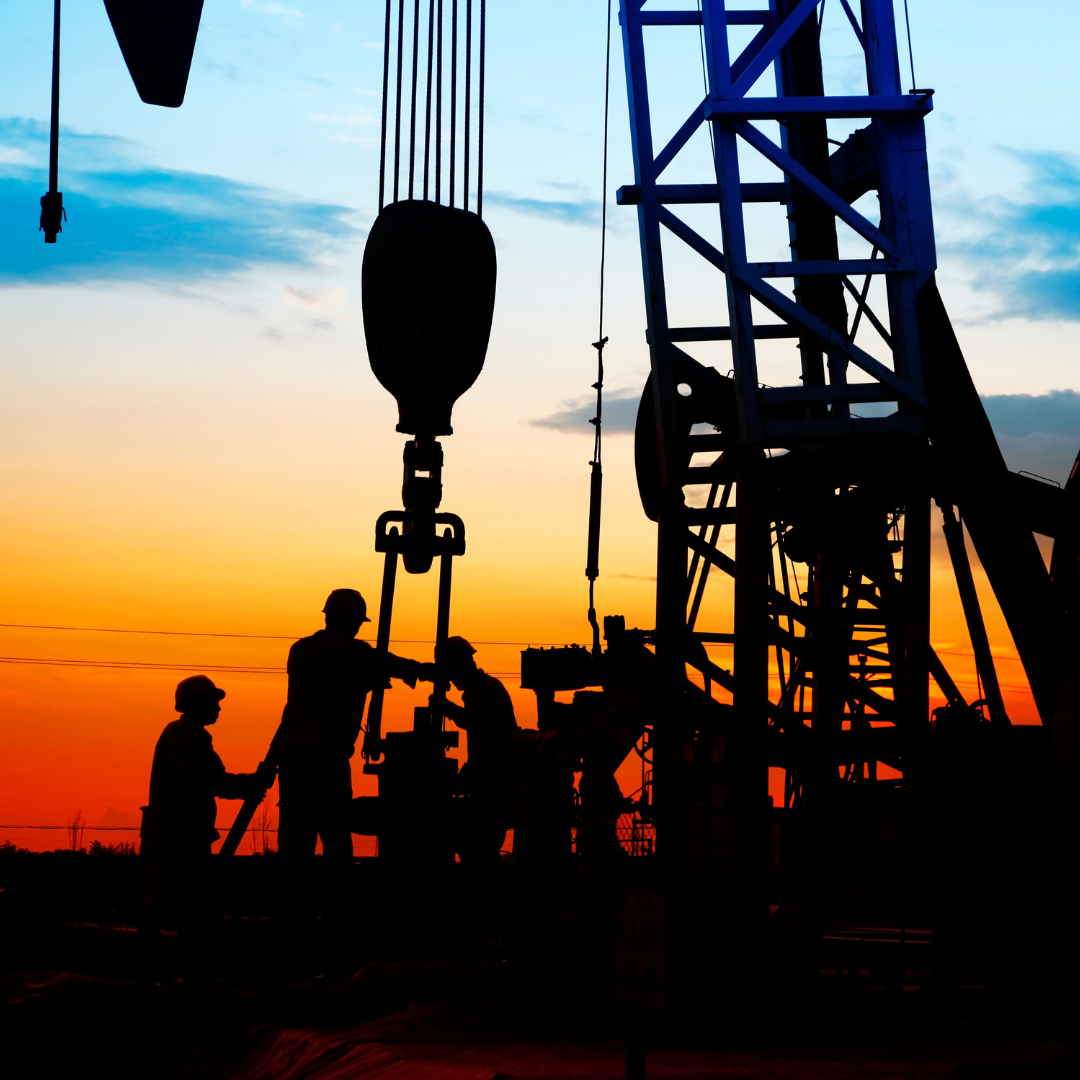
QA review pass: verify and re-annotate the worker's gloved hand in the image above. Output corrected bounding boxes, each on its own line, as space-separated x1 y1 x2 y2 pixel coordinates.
244 775 269 802
362 730 383 761
255 760 277 789
417 662 439 682
433 693 463 722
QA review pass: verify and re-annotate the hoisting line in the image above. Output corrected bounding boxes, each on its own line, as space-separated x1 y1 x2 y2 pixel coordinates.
378 0 392 210
586 0 612 655
378 0 483 214
40 0 65 243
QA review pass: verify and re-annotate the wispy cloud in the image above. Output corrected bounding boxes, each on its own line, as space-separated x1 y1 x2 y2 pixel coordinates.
952 151 1080 321
531 387 640 434
241 0 305 17
0 117 358 287
483 191 601 226
531 382 1079 482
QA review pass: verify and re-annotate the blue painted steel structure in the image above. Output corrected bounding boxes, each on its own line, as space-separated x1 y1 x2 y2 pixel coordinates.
617 0 943 923
621 0 934 470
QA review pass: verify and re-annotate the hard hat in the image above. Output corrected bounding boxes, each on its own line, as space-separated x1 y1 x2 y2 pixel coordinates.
435 635 476 666
323 588 371 622
175 675 226 712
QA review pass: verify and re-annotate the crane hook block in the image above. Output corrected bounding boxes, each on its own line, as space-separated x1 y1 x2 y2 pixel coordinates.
362 201 497 437
103 0 205 109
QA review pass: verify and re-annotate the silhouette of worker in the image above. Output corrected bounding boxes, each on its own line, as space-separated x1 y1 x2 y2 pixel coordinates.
433 636 519 868
276 589 435 863
138 675 270 979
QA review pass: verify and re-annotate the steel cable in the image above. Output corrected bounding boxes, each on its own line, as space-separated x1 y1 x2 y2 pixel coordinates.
378 0 392 209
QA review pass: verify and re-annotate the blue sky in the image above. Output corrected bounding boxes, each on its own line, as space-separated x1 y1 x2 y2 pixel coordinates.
1 0 1079 599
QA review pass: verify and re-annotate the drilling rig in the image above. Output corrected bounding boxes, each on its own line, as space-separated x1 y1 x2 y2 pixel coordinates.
84 0 1080 1002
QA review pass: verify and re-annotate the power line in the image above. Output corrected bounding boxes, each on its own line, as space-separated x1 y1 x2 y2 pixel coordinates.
0 656 285 674
0 824 276 833
0 655 523 681
0 623 580 647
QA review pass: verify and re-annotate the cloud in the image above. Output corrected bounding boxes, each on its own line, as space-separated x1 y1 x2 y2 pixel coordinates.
952 151 1080 321
283 285 347 312
983 389 1080 484
531 386 640 434
982 388 1080 437
0 117 358 287
483 191 601 226
96 805 140 829
241 0 305 17
532 383 1079 482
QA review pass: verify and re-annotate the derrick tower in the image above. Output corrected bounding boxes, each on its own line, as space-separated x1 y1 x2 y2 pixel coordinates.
617 0 1077 977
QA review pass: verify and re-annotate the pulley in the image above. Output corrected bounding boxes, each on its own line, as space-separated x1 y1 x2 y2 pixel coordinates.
363 199 496 438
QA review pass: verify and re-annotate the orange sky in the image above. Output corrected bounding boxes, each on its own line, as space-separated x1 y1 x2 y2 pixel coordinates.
0 404 1045 854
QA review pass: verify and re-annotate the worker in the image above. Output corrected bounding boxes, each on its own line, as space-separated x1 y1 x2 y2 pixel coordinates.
138 675 270 978
433 636 519 868
275 588 436 862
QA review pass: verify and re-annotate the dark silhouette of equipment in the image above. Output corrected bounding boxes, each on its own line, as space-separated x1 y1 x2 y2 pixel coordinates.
356 1 492 875
363 200 496 438
605 0 1080 1002
103 0 205 108
59 0 1080 1008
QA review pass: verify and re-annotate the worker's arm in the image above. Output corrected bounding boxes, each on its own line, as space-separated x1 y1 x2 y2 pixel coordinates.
384 651 438 688
434 694 467 726
208 748 271 801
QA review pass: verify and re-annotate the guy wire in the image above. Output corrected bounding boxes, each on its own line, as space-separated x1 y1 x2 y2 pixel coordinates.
903 0 917 90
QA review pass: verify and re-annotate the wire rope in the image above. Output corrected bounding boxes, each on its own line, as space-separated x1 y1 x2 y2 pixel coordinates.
463 0 472 212
435 0 444 202
477 0 486 218
449 0 458 208
585 0 612 653
902 0 917 90
408 0 421 199
423 0 436 200
378 0 392 209
393 0 405 202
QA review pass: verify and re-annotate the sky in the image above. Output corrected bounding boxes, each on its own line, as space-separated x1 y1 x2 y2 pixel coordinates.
1 1 1078 851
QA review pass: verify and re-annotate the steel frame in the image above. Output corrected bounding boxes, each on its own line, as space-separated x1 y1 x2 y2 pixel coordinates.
618 0 942 945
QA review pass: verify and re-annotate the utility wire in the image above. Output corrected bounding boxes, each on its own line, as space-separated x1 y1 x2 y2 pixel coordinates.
0 625 1029 665
0 623 600 647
